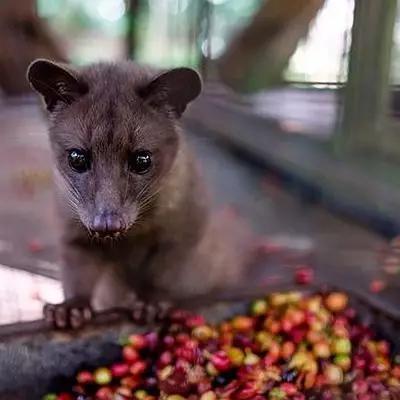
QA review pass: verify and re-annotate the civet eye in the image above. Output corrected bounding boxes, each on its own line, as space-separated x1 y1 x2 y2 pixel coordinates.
129 150 152 174
68 148 90 173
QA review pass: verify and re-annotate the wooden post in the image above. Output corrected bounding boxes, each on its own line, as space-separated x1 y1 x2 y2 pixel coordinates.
126 0 139 59
199 0 212 79
337 0 397 153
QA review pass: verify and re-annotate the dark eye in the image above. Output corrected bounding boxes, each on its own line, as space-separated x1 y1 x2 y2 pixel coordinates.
68 149 90 173
129 150 152 174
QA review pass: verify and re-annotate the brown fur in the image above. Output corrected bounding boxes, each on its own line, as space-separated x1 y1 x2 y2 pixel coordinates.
27 60 251 312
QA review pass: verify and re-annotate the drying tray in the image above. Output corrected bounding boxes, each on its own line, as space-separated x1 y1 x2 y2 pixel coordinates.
1 284 400 400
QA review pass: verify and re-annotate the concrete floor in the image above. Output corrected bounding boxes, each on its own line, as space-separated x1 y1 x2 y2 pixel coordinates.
187 131 388 291
0 97 397 326
248 88 339 138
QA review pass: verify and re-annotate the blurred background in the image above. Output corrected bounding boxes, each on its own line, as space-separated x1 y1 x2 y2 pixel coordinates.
1 0 400 328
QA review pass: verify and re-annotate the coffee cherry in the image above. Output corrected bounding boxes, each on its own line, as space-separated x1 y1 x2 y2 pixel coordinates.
370 279 386 293
268 387 286 399
281 341 295 360
93 368 112 385
130 360 147 375
76 371 93 384
294 266 314 285
331 338 351 355
122 346 139 364
129 334 147 349
313 341 331 359
111 363 129 378
43 290 398 400
95 387 113 400
192 325 214 341
244 352 260 366
134 389 148 399
200 391 217 400
280 382 297 395
325 292 348 312
334 354 351 371
250 299 268 316
42 395 57 400
255 331 274 351
324 364 343 385
211 351 231 372
231 316 254 332
116 387 132 398
227 347 245 366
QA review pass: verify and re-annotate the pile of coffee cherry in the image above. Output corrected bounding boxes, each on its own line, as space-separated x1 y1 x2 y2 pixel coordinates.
43 291 400 399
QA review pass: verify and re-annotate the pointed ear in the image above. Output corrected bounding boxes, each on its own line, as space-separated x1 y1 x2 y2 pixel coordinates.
141 68 202 118
27 59 88 112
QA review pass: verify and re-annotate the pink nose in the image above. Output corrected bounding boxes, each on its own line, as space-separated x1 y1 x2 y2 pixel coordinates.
91 212 125 235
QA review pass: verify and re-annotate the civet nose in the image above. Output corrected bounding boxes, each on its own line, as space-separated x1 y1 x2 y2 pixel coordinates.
91 211 125 236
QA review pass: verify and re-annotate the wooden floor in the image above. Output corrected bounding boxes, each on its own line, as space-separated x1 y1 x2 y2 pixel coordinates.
0 95 397 326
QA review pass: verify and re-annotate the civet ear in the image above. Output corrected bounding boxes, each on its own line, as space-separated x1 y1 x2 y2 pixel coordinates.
141 67 202 117
27 59 88 112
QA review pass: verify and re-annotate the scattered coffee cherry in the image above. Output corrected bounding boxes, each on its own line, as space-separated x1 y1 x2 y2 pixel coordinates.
370 279 386 293
294 266 314 285
27 238 44 253
383 261 400 275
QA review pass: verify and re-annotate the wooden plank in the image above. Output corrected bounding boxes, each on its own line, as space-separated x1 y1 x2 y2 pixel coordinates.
337 0 397 153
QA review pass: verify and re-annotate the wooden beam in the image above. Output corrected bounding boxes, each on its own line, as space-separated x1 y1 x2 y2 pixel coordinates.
125 0 139 59
337 0 397 153
217 0 325 92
